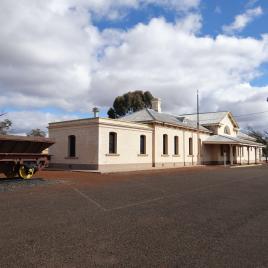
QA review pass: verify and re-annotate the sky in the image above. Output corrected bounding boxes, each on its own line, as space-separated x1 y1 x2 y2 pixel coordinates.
1 0 268 134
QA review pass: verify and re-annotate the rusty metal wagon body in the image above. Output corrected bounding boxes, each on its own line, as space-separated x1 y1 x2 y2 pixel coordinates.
0 135 54 179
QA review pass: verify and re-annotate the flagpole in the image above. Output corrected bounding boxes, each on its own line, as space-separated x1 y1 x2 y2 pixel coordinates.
197 90 200 165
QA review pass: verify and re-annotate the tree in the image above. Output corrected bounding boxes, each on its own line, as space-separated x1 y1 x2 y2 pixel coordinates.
0 113 12 135
107 90 154 118
246 127 268 162
27 128 46 137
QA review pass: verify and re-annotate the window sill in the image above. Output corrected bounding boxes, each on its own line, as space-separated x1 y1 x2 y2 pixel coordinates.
172 155 181 157
138 154 148 157
161 154 170 157
106 154 120 157
187 155 194 157
65 157 78 159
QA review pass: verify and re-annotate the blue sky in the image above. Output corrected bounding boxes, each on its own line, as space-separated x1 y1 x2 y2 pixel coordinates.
0 0 268 133
93 0 268 38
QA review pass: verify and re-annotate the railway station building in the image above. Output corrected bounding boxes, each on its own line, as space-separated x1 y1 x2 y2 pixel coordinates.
48 99 264 172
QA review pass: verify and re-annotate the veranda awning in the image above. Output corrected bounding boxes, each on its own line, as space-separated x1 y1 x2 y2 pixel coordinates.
203 135 265 147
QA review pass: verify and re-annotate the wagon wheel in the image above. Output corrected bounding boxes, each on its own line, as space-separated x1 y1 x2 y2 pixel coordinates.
18 165 34 180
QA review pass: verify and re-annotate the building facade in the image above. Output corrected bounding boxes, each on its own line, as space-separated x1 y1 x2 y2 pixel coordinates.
48 99 264 172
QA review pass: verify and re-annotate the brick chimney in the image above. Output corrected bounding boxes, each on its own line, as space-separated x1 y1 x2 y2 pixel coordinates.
151 98 161 113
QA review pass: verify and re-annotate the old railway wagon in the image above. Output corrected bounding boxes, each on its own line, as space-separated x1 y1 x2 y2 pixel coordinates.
0 135 54 179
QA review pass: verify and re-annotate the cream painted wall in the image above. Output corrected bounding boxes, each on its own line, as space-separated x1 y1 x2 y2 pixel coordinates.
49 118 153 169
98 120 153 165
49 123 99 165
218 114 238 136
236 146 260 164
202 144 260 164
154 125 210 166
48 113 262 172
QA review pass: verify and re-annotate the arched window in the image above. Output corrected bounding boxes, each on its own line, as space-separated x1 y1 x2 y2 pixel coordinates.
109 132 117 154
68 135 76 157
224 126 231 135
140 135 146 154
174 136 179 155
189 137 193 156
163 134 168 155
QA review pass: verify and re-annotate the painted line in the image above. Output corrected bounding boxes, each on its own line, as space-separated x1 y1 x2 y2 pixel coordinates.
72 187 107 212
107 196 165 211
108 175 264 211
70 174 265 213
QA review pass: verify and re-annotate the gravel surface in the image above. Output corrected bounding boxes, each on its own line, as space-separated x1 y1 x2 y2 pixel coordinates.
0 178 64 192
0 165 268 267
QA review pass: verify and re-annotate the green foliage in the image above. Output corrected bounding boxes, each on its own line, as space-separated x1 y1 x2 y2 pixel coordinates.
107 108 116 119
27 128 46 137
107 90 154 118
0 119 12 135
246 127 268 158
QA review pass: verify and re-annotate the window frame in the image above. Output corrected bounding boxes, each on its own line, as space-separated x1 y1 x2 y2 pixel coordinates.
163 134 168 155
189 137 193 156
174 136 179 155
109 132 117 154
68 135 76 157
140 135 146 155
224 126 231 135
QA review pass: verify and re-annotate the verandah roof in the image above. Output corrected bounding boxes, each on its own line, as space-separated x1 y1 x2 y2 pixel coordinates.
203 135 265 147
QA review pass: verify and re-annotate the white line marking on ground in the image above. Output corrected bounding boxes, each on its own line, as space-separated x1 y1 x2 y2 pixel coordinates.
70 174 264 213
107 175 264 211
72 187 107 212
107 196 165 211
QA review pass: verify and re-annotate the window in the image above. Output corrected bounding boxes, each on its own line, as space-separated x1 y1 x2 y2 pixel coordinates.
174 136 179 155
109 132 117 154
163 134 168 155
238 147 240 156
68 135 76 157
189 137 193 156
224 126 231 135
140 135 146 154
242 147 244 157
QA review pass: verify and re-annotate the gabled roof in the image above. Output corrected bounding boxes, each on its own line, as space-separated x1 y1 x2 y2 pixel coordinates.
180 112 227 125
180 111 239 128
119 109 210 132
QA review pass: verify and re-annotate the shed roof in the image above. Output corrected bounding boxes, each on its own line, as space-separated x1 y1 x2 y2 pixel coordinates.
203 134 264 147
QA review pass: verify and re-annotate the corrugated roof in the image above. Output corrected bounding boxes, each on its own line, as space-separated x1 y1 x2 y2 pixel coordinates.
180 112 228 125
119 109 210 132
237 131 256 141
203 134 264 147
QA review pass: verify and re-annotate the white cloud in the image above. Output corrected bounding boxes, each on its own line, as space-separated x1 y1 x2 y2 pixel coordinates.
1 111 79 135
91 17 268 130
0 0 268 133
176 13 202 34
223 6 263 34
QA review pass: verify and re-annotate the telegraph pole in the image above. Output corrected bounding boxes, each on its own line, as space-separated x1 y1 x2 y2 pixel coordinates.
197 90 200 165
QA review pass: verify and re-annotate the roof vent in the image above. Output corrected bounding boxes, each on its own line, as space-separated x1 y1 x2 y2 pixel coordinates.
151 98 161 113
